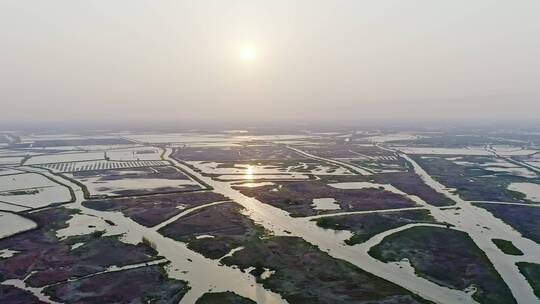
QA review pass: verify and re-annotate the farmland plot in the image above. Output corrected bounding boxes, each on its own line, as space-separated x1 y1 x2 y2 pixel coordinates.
0 168 21 176
0 156 23 165
0 212 37 239
25 151 105 165
106 147 162 161
16 137 133 148
66 166 202 197
190 160 352 180
39 160 169 173
0 173 72 210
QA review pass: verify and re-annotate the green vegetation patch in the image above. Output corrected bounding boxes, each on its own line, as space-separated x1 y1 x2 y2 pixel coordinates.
0 207 160 287
0 285 45 303
314 209 438 245
350 157 408 173
237 180 418 217
390 134 522 148
223 236 431 304
371 172 455 206
44 264 189 304
517 262 540 298
413 155 540 203
158 202 265 259
369 226 515 304
492 239 523 256
195 292 256 304
474 203 540 244
0 189 39 196
84 191 227 227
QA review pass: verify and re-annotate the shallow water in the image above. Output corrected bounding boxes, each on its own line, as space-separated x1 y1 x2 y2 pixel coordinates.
0 248 19 258
288 146 372 175
0 212 37 239
69 173 199 197
0 173 56 191
152 200 229 231
400 153 540 304
398 146 538 156
0 202 28 212
507 182 540 203
1 279 61 304
179 146 540 304
363 133 421 143
217 174 309 181
0 186 71 209
310 198 340 210
484 166 537 178
8 144 539 304
232 182 276 188
30 166 288 304
25 151 105 165
169 149 479 304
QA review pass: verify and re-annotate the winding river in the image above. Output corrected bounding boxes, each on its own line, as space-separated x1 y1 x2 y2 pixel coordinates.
19 166 288 304
166 149 480 304
8 143 540 304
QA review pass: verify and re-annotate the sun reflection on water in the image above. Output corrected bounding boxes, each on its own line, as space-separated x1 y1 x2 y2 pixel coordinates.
244 165 254 180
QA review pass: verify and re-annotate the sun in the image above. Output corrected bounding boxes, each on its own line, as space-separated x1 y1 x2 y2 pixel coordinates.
240 47 257 62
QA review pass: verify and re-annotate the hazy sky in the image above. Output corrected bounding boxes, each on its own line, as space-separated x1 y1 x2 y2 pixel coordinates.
1 1 539 125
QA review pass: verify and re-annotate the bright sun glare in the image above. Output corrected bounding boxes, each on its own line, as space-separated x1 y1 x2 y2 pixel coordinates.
245 165 254 180
240 47 257 62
